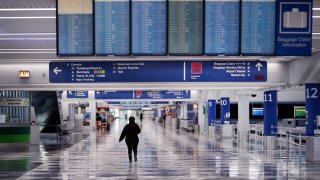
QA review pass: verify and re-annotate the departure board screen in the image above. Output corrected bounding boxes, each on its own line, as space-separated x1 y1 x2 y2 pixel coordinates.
241 0 276 55
205 0 240 55
168 0 203 55
57 0 93 55
95 0 130 55
132 0 167 55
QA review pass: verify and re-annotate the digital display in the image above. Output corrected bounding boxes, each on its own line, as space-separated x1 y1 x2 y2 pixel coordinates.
205 0 240 55
168 0 203 55
95 0 130 55
294 106 306 118
252 108 264 116
241 0 276 55
132 0 167 55
57 0 93 55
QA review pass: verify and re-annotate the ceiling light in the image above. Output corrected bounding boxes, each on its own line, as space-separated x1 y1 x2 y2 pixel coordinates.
0 33 56 36
0 17 55 19
0 8 56 11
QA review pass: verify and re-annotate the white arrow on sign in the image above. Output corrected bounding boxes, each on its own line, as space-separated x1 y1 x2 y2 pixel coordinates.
53 67 62 75
96 91 101 95
68 91 73 95
255 62 263 72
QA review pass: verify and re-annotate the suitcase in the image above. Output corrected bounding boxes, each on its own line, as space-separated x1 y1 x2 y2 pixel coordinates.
283 8 307 28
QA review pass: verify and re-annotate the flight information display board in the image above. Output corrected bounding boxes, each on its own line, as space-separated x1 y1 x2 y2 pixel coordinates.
241 0 276 55
132 0 167 55
57 0 93 55
205 0 240 55
168 0 203 55
95 0 130 55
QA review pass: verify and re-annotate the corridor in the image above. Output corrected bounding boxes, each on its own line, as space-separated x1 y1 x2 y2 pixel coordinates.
16 119 320 179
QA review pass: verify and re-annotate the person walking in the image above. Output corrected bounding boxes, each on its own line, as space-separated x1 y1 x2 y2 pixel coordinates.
119 116 141 163
140 111 143 121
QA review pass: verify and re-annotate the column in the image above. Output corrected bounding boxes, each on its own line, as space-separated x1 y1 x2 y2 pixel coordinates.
238 95 250 140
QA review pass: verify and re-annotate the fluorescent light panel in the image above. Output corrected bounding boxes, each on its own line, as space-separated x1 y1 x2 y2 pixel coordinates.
0 8 56 11
0 17 55 19
0 33 56 36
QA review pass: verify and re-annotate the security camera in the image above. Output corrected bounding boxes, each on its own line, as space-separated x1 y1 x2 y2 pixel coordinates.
251 94 257 97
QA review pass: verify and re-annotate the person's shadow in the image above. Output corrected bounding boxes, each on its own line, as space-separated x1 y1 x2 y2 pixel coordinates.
126 163 138 180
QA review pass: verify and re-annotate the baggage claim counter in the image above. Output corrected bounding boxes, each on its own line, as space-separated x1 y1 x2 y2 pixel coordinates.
0 123 30 147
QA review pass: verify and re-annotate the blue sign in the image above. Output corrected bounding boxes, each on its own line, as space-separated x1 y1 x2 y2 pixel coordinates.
241 0 275 55
107 101 169 105
208 100 216 126
168 0 203 55
132 0 166 55
57 0 93 55
276 0 312 56
67 91 88 98
185 61 267 82
205 0 240 55
264 91 278 136
95 0 130 55
134 90 190 99
220 97 230 124
95 91 134 99
49 61 267 83
305 84 320 136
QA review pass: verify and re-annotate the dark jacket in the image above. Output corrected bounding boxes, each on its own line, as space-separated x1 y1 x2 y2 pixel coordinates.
119 122 141 143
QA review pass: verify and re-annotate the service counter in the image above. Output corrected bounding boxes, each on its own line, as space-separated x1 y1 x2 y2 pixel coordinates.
0 123 30 146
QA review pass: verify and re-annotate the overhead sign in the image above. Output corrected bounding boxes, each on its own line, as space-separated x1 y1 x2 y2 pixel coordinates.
276 0 312 56
95 90 190 99
0 98 29 107
134 90 191 99
67 91 88 98
95 91 134 99
185 61 267 82
107 101 169 105
49 61 267 83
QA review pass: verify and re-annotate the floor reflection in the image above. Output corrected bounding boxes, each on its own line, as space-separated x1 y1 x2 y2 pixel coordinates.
8 119 320 179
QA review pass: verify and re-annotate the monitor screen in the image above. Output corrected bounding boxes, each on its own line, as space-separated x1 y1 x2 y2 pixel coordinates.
252 108 264 116
294 106 306 118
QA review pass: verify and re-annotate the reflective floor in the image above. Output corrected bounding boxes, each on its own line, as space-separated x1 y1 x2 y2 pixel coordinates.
3 119 320 179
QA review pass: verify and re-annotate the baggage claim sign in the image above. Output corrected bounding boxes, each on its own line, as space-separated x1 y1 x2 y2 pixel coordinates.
276 0 312 56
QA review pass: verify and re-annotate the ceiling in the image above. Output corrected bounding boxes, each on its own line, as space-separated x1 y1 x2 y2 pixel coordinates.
0 0 315 100
0 0 318 62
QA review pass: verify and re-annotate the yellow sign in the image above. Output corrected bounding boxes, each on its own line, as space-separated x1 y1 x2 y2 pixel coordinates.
0 98 30 107
19 70 30 78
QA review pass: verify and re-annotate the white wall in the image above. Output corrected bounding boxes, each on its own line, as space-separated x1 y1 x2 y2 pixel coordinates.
61 90 96 129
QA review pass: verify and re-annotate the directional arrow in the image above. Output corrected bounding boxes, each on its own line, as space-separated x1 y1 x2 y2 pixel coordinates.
96 91 101 95
53 67 62 75
255 62 263 72
68 91 73 95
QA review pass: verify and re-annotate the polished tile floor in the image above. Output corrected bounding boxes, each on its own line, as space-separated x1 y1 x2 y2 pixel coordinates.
2 119 319 179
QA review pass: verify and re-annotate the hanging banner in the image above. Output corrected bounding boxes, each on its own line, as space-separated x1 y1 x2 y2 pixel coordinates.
275 0 312 56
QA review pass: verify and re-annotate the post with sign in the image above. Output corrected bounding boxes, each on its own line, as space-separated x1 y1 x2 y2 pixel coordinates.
264 91 278 149
208 100 216 138
305 84 320 136
264 91 278 136
220 97 230 124
305 84 320 162
220 97 232 137
208 100 216 126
